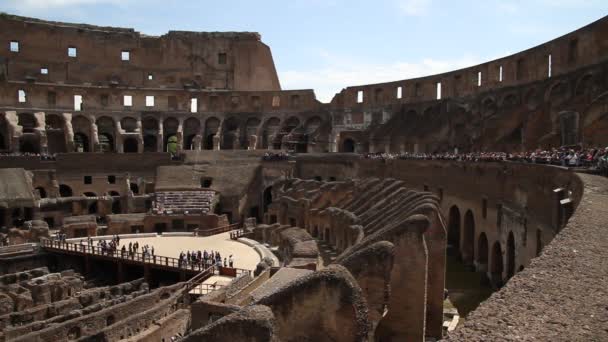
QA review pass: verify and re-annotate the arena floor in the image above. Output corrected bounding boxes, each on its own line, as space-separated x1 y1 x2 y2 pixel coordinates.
119 232 261 271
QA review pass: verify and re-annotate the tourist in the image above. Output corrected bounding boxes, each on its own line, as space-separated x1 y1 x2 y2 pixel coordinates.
229 255 234 268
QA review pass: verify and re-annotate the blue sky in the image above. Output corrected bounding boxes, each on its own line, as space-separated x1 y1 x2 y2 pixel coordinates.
2 0 606 102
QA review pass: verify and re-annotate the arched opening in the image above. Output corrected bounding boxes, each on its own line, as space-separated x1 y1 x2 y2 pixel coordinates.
142 117 159 152
88 201 98 214
67 326 81 340
19 140 37 153
507 231 516 278
46 114 67 153
204 117 220 150
72 116 91 152
447 206 461 258
490 241 504 288
123 137 138 153
462 210 475 265
324 228 330 243
342 138 355 153
163 117 179 153
59 184 73 197
143 135 157 152
98 133 114 152
108 191 120 197
120 117 138 133
183 117 200 150
74 133 89 152
476 232 489 274
261 117 280 149
84 192 97 197
263 187 272 213
130 183 139 195
536 229 543 256
111 199 121 214
312 225 319 238
222 117 240 150
96 117 116 152
18 113 37 133
244 117 261 149
35 187 47 199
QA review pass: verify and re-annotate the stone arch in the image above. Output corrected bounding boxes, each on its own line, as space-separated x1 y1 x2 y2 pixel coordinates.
88 201 98 214
481 97 497 117
18 113 37 133
96 116 116 152
130 183 140 195
507 231 516 278
447 205 461 257
0 115 8 150
304 116 322 134
500 93 519 109
524 87 539 110
476 232 489 273
120 117 138 133
244 117 261 149
222 117 240 150
261 117 281 149
45 114 67 153
67 326 81 340
142 117 159 152
123 137 138 153
72 116 91 152
204 117 220 150
59 184 73 197
263 186 273 213
163 117 179 153
462 210 475 265
575 73 596 97
312 225 319 238
35 187 47 199
545 80 570 106
183 117 200 150
490 241 504 287
342 138 356 153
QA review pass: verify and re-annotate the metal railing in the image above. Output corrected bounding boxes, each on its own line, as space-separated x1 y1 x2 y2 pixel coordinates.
40 238 209 272
197 222 241 237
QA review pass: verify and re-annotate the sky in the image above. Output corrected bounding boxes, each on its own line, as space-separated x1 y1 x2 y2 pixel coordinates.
1 0 607 102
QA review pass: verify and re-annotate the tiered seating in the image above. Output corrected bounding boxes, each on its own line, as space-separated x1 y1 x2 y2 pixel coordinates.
152 190 216 215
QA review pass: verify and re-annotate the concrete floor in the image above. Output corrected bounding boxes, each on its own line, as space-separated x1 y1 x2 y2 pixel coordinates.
119 232 260 271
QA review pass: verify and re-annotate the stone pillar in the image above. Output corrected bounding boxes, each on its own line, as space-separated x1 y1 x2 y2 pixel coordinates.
63 113 75 152
213 134 221 151
158 119 164 152
90 118 100 152
176 119 184 153
34 112 48 154
137 118 144 153
5 111 21 153
116 120 124 153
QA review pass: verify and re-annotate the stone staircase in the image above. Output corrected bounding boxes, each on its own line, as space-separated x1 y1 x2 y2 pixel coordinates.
152 190 217 215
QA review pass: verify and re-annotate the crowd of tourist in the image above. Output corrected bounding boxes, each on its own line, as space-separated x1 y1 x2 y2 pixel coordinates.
262 152 291 161
0 152 57 160
361 146 608 175
178 249 234 269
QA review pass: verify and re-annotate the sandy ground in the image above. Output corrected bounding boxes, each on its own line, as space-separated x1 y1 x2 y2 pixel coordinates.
119 232 260 271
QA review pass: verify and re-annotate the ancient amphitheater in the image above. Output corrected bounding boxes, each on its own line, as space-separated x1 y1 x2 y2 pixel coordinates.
0 12 607 342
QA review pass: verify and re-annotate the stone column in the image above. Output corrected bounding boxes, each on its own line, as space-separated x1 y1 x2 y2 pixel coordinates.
157 119 164 152
176 119 184 153
213 133 221 151
115 119 124 153
89 115 100 152
5 111 21 153
63 113 75 152
248 135 258 150
137 118 144 153
34 112 48 154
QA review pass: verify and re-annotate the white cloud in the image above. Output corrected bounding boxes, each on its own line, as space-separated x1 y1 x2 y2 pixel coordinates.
396 0 432 16
279 52 487 103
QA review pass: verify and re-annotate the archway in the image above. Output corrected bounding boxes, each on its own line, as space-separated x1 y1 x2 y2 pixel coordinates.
19 140 37 153
490 241 504 288
342 138 355 153
143 135 157 152
447 206 461 257
324 228 330 243
46 114 67 153
312 225 319 238
261 117 280 149
507 231 516 278
130 183 139 195
59 184 73 197
123 137 138 153
462 210 475 265
74 133 89 152
35 187 47 199
183 117 200 150
111 200 121 214
476 232 489 274
98 133 114 152
204 117 220 150
88 201 98 214
142 117 159 152
96 117 116 152
263 187 272 213
222 117 240 150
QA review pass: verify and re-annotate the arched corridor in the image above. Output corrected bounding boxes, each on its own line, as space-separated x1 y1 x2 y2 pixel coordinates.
476 232 489 273
491 241 504 288
462 210 475 265
447 205 461 258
